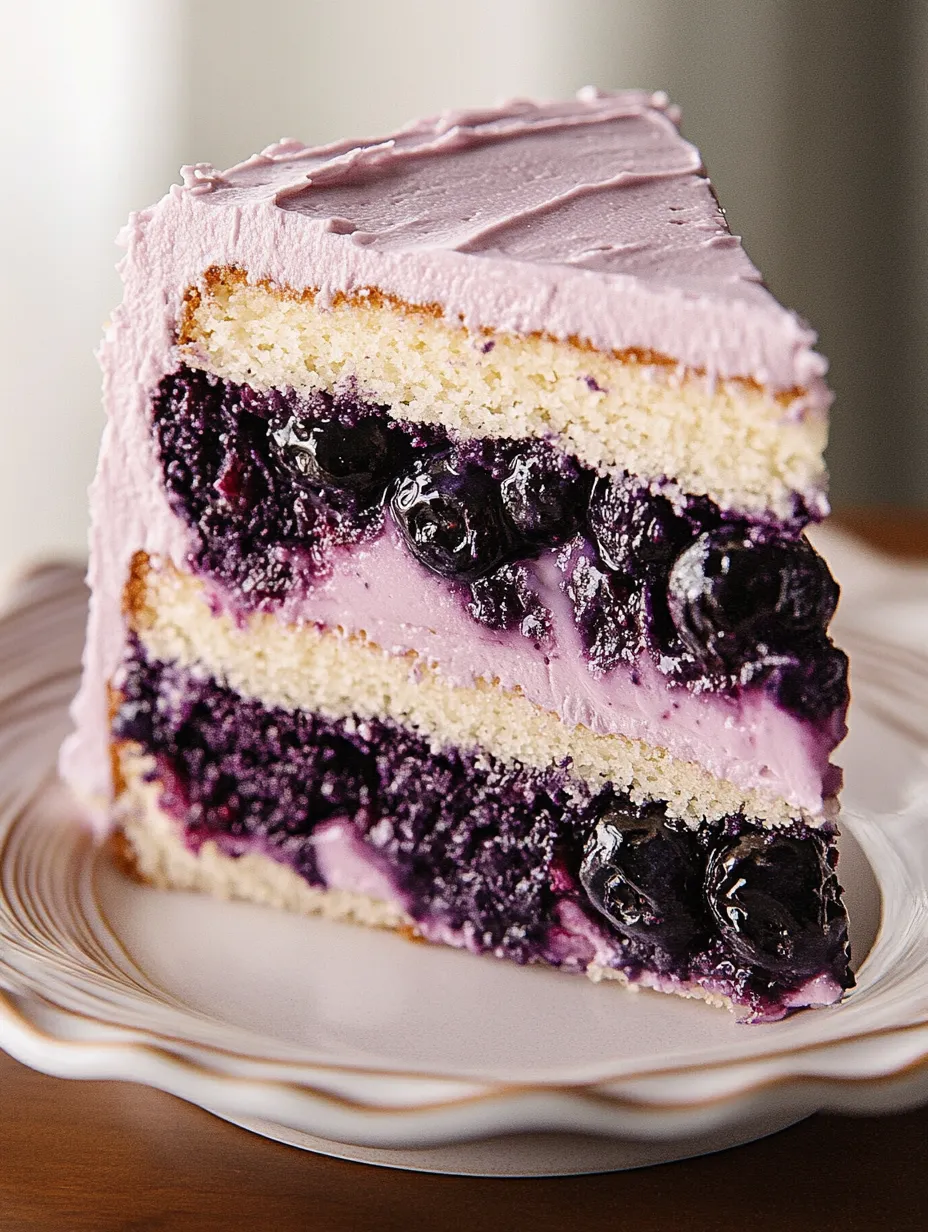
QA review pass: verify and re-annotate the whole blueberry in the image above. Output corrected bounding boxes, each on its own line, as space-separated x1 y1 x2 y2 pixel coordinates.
667 531 839 670
705 830 849 978
391 454 518 581
271 414 397 493
500 443 586 545
588 478 691 575
580 804 705 959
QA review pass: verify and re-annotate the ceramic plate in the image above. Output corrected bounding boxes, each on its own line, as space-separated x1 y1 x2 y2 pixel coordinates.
1 539 928 1176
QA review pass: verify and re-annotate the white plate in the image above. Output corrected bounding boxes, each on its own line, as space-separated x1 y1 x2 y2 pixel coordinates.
1 548 928 1176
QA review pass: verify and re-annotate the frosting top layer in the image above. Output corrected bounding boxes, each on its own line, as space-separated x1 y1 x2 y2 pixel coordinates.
177 89 828 400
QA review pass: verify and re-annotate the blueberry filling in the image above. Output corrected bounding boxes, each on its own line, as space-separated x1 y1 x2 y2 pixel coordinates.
500 443 588 545
564 551 643 672
116 641 581 960
666 531 847 718
667 531 839 671
151 366 846 721
114 645 853 1015
589 476 690 575
705 830 847 978
154 370 404 602
467 563 552 639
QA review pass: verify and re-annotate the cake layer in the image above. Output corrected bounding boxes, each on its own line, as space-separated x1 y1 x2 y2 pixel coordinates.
180 267 828 518
111 644 852 1020
131 555 828 826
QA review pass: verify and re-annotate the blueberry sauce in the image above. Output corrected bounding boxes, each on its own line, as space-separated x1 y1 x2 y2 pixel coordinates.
154 367 438 604
467 563 552 639
114 645 853 1016
151 366 847 721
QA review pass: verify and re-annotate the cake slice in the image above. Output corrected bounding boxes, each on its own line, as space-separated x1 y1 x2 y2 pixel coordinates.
62 90 852 1021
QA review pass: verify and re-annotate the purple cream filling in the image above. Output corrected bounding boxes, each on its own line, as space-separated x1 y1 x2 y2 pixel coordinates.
114 644 852 1020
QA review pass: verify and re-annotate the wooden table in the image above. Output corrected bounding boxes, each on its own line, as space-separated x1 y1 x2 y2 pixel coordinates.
2 511 928 1232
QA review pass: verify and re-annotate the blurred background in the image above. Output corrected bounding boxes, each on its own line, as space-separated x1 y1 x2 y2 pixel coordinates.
1 0 925 579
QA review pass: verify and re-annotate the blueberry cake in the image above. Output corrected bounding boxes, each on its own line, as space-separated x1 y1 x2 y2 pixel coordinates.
62 90 852 1021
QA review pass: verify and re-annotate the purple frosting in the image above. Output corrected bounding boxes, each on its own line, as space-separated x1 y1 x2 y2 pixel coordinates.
185 91 831 401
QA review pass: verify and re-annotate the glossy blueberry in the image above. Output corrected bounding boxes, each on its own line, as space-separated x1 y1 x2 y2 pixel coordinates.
155 368 383 603
667 531 839 670
588 479 691 575
580 804 705 958
768 537 839 631
391 454 518 581
500 444 586 545
705 831 849 977
270 414 397 493
776 642 850 722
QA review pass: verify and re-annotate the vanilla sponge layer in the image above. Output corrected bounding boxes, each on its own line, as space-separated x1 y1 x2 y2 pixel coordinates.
179 267 827 519
128 557 810 828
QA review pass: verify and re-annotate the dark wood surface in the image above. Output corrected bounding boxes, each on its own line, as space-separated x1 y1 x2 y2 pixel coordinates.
2 510 927 1232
